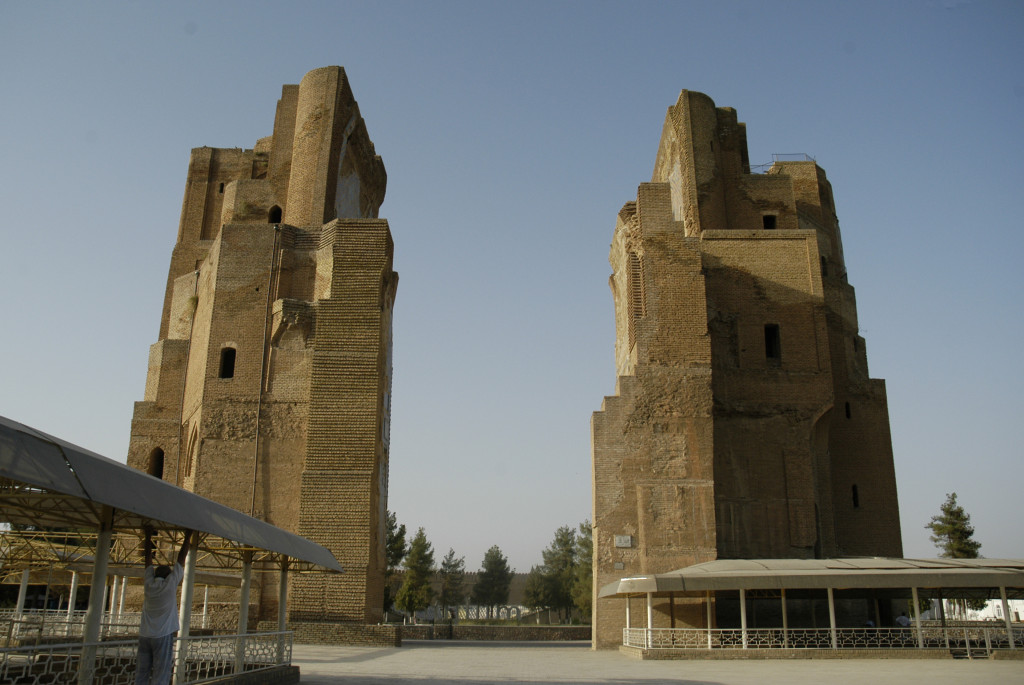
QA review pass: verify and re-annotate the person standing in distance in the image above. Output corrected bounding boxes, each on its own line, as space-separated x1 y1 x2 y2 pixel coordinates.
135 527 195 685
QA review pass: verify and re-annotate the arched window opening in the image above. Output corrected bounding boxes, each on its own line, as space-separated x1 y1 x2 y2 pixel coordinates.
219 347 236 379
147 448 165 479
268 205 282 223
852 484 860 509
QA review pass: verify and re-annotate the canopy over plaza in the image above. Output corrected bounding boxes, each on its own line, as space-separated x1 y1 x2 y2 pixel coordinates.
600 557 1024 657
0 414 343 683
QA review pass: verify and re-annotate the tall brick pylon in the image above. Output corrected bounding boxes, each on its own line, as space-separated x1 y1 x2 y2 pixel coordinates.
127 67 397 642
591 91 902 648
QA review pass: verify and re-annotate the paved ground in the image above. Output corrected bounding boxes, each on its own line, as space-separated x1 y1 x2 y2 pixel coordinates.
293 641 1024 684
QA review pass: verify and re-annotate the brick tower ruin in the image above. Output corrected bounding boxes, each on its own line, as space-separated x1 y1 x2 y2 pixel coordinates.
591 91 902 648
126 67 397 633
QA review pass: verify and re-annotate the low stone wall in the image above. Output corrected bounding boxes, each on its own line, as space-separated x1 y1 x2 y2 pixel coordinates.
259 621 401 647
204 665 300 684
620 646 955 660
401 624 591 641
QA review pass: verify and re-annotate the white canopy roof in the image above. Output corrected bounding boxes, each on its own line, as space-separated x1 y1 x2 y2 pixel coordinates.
0 414 342 573
599 557 1024 598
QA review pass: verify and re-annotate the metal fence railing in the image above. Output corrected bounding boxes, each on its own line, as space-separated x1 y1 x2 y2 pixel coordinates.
1 610 218 647
176 631 292 684
623 624 1023 657
0 631 293 685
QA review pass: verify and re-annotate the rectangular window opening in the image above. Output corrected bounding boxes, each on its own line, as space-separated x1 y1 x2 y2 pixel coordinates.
219 347 236 379
762 214 777 230
764 324 781 365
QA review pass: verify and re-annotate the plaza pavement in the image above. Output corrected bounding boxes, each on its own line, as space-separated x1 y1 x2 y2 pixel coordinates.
293 641 1024 684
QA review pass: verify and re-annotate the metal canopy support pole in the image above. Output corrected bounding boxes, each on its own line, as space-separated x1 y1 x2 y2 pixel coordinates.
1000 586 1015 649
827 587 837 650
67 571 79 618
939 592 949 649
173 535 198 685
706 591 713 649
781 588 789 648
235 554 253 674
109 576 120 621
277 557 289 664
278 557 289 632
645 592 653 650
118 577 127 618
67 571 80 637
740 588 748 649
101 579 110 630
79 505 113 685
912 587 924 648
202 586 209 629
15 568 30 622
13 568 30 641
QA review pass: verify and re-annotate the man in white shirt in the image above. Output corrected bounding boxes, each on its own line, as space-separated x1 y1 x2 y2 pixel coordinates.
135 528 194 685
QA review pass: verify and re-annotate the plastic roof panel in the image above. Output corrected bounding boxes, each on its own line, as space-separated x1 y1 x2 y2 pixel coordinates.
600 557 1024 597
0 415 342 573
0 416 89 497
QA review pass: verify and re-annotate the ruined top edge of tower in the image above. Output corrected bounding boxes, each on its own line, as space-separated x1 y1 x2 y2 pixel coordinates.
651 89 827 233
654 89 820 181
284 65 387 225
177 65 387 239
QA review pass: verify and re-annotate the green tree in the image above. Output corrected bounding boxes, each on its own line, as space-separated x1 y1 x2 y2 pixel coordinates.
543 525 578 620
571 520 593 617
471 545 513 618
926 492 986 613
926 492 982 559
383 511 408 614
437 548 466 617
395 527 435 619
523 564 556 612
524 524 587 621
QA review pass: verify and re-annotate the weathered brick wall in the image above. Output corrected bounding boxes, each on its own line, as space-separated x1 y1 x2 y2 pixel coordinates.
400 624 591 641
263 621 400 647
293 219 395 624
592 90 901 648
127 67 396 636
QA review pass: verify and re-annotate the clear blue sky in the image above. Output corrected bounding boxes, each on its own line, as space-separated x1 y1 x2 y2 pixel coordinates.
2 1 1021 572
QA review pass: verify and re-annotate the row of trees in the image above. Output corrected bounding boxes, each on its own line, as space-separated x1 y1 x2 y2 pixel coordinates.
523 521 592 620
385 512 516 619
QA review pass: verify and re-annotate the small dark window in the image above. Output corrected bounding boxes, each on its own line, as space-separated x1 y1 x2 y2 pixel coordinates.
821 256 828 277
219 347 236 379
762 215 777 230
268 205 282 223
218 183 224 193
147 448 165 479
764 324 781 364
845 402 851 419
852 484 860 508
